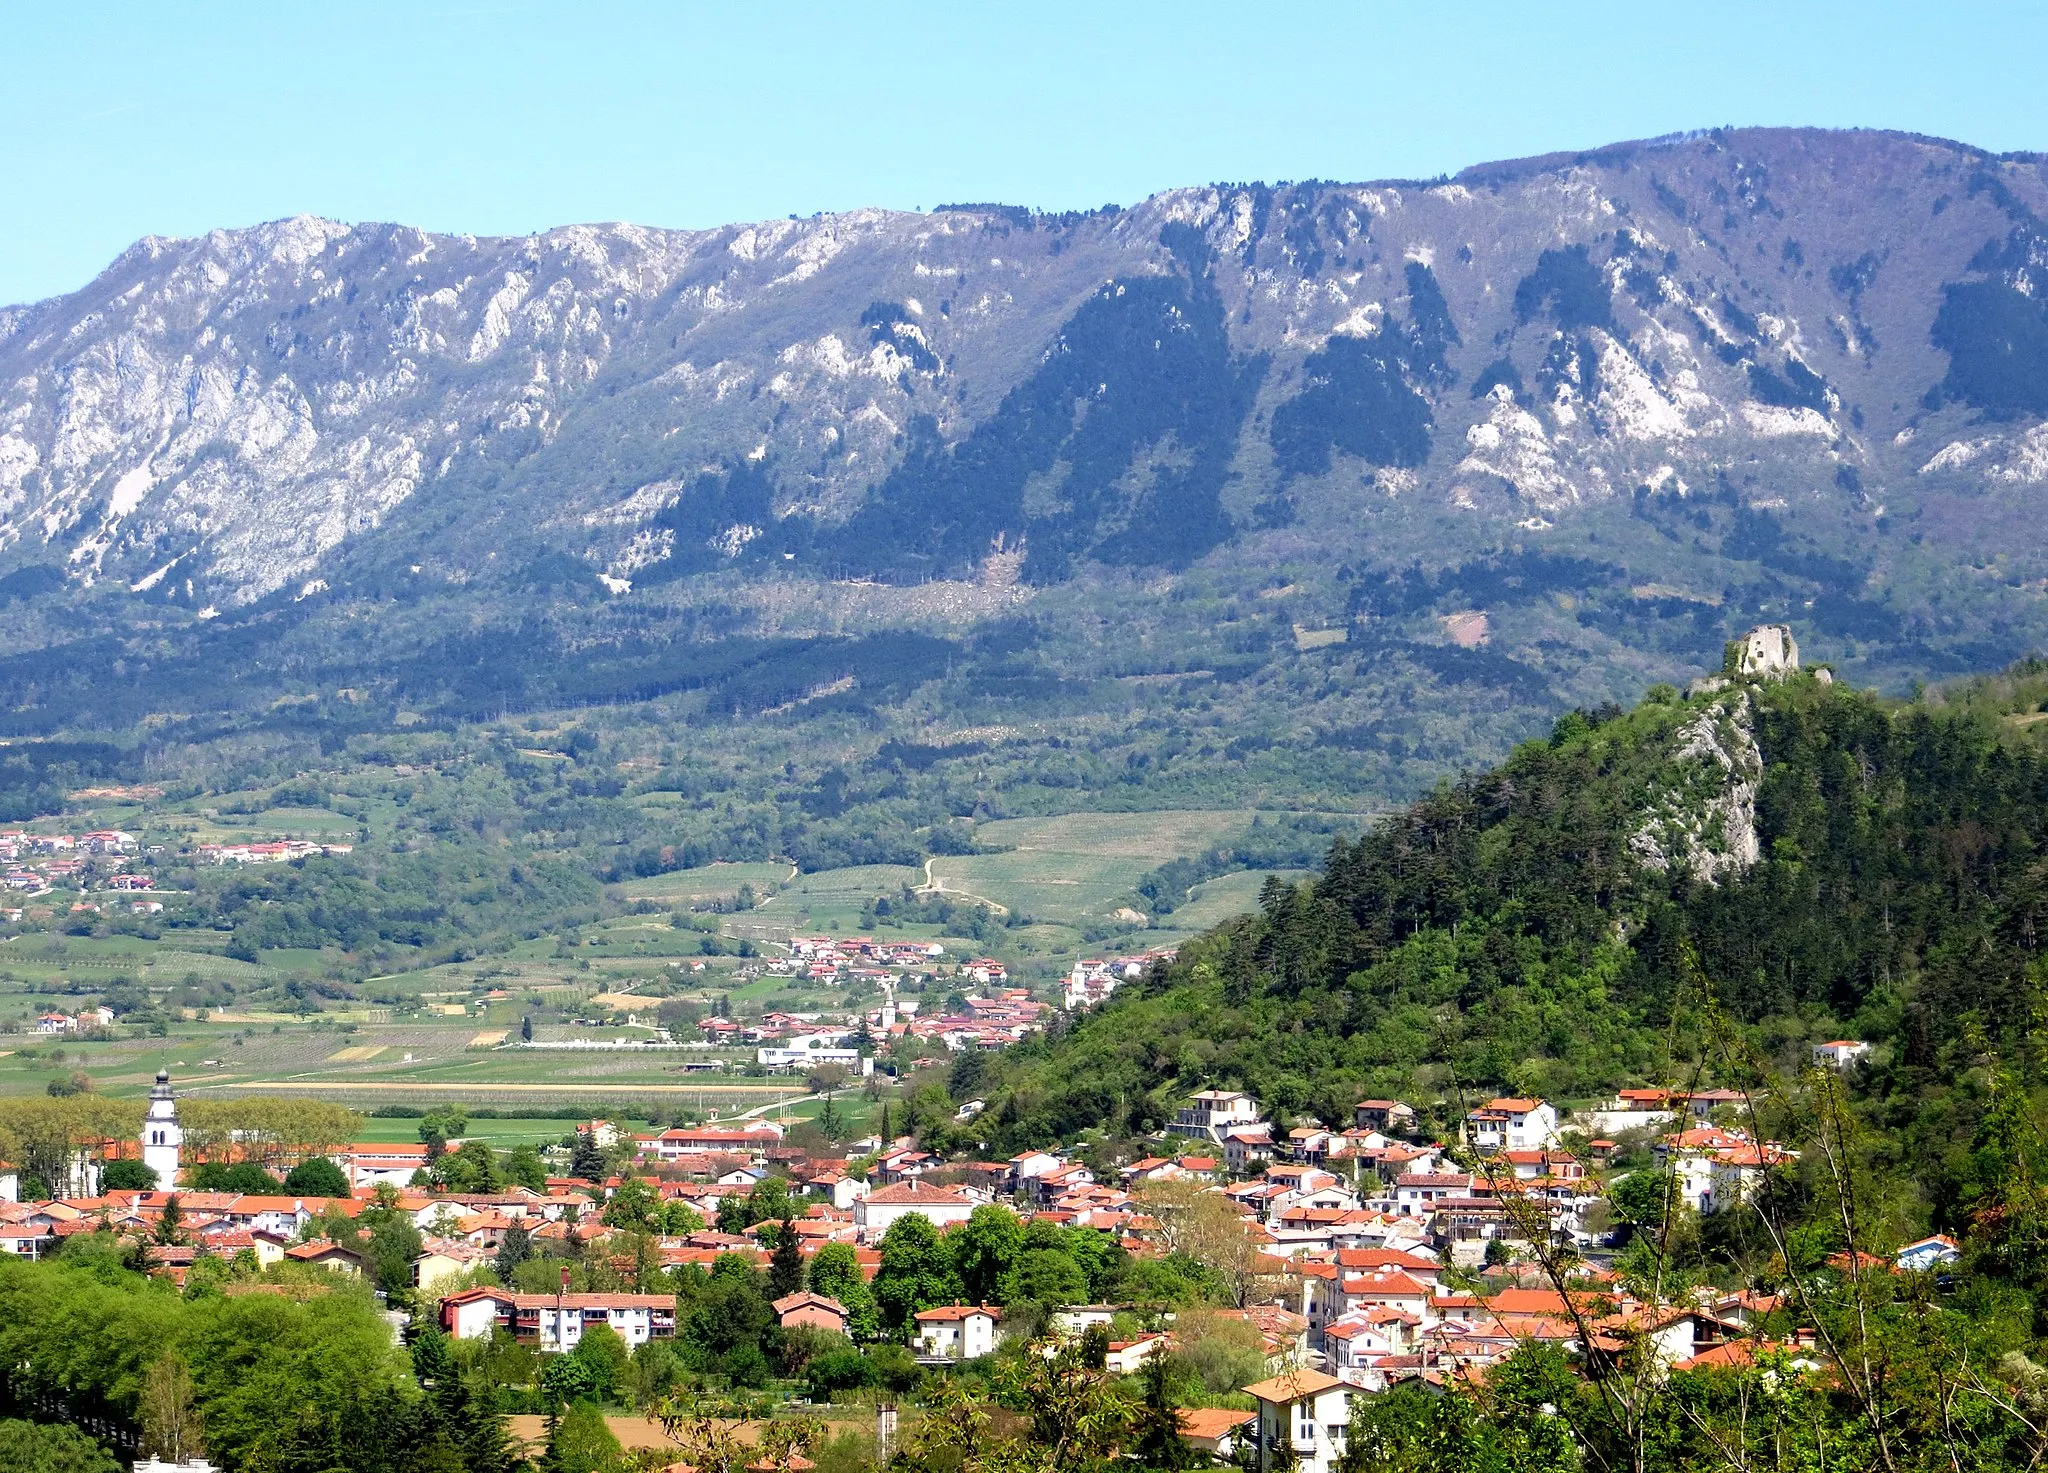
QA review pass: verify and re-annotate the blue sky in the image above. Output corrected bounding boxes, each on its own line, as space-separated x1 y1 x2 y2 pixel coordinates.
4 1 2046 306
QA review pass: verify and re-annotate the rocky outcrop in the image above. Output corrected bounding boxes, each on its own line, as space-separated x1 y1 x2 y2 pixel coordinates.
1629 693 1763 886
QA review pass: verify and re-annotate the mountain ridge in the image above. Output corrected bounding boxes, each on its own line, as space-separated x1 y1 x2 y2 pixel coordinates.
4 126 2048 772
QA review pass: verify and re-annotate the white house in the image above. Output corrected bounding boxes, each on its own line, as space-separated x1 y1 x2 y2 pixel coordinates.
1103 1333 1171 1374
338 1143 432 1190
1245 1369 1352 1473
913 1303 1001 1362
1006 1150 1065 1191
1465 1098 1559 1154
1392 1172 1474 1216
1171 1090 1265 1143
1811 1040 1871 1069
439 1289 677 1350
854 1180 976 1241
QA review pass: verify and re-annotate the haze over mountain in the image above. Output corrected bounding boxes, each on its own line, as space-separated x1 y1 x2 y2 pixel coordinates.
3 126 2048 753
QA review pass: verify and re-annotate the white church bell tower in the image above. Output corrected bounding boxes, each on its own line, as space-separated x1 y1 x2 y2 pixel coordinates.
142 1069 182 1191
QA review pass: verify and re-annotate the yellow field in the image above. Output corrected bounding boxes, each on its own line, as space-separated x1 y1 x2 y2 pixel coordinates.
324 1045 387 1062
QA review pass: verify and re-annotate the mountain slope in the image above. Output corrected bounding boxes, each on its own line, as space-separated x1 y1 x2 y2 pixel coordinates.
3 129 2048 815
1 128 2045 608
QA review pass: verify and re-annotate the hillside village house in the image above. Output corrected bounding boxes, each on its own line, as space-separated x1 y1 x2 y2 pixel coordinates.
1465 1097 1560 1153
913 1303 1001 1363
1245 1370 1352 1473
1177 1410 1256 1464
1171 1090 1266 1143
1812 1040 1871 1068
1352 1100 1416 1134
854 1179 976 1240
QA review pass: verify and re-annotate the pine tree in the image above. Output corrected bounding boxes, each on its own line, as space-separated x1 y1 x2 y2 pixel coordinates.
495 1219 533 1281
448 1370 517 1473
570 1129 606 1181
521 1015 533 1043
769 1215 805 1299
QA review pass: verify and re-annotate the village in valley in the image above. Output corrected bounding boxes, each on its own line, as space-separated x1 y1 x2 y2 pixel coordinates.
0 982 1925 1473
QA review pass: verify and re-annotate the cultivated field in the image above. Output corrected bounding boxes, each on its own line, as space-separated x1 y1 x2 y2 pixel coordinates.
619 861 794 904
927 810 1250 924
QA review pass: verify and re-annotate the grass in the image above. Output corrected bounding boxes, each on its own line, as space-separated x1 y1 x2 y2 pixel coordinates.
619 862 793 904
350 1115 590 1147
929 810 1250 924
1152 868 1307 934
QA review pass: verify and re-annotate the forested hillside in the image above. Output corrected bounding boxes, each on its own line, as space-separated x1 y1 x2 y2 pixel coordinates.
980 652 2048 1232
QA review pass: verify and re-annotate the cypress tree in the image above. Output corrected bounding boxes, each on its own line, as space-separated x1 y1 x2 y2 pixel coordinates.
768 1215 805 1299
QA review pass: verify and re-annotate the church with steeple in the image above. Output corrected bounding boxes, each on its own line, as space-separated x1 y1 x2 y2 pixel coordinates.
142 1069 182 1191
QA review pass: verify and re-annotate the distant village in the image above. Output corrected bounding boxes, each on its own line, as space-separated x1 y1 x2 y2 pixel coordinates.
0 825 352 929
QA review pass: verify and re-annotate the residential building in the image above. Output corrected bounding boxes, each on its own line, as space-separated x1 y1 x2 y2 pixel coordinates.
1352 1100 1416 1134
286 1240 365 1275
1244 1369 1352 1473
1392 1172 1475 1216
338 1143 432 1190
1464 1098 1558 1154
1171 1090 1265 1143
414 1238 489 1289
1223 1124 1277 1173
1811 1040 1871 1069
439 1288 677 1350
854 1179 975 1241
913 1303 1001 1363
773 1290 850 1333
1177 1409 1254 1464
1103 1333 1170 1374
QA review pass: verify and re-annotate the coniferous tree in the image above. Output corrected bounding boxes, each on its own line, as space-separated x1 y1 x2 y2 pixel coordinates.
569 1129 606 1181
449 1371 517 1473
495 1219 533 1281
409 1325 455 1393
769 1215 805 1299
154 1194 184 1245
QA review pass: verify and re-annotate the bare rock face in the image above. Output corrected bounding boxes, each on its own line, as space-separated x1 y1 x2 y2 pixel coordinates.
1 126 2046 632
1630 692 1763 886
